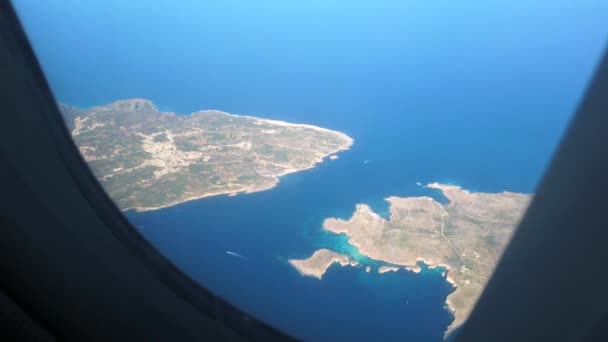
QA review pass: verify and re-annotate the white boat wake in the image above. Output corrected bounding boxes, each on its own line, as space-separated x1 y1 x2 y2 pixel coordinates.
226 251 247 260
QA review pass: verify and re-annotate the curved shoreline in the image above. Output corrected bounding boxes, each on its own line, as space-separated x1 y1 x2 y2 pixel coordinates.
322 209 462 338
317 185 531 339
101 104 355 212
289 245 461 335
125 141 351 212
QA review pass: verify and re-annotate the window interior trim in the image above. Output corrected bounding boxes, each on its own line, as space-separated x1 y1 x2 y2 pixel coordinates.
0 2 294 341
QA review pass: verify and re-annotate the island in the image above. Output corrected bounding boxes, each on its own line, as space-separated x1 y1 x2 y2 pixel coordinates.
61 99 353 211
378 266 400 274
288 249 359 279
290 183 531 338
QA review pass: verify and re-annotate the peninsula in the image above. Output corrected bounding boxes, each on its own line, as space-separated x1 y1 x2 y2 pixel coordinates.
288 249 359 279
60 99 353 211
290 183 531 337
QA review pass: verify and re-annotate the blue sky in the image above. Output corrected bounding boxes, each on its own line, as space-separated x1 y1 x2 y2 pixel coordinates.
13 0 608 112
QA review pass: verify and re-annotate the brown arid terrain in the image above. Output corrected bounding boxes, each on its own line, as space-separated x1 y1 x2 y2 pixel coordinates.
289 249 359 279
290 183 531 337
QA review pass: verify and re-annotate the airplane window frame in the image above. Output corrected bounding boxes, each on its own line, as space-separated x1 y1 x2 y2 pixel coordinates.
2 1 608 341
0 2 294 341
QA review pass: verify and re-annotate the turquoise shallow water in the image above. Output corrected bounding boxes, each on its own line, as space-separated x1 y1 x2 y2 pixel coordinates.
125 144 563 341
125 165 459 341
13 0 608 340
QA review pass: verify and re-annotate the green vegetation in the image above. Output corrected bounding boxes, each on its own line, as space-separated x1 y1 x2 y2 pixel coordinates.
63 98 352 211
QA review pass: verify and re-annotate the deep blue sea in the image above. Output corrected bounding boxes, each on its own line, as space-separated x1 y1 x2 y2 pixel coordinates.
14 0 608 340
